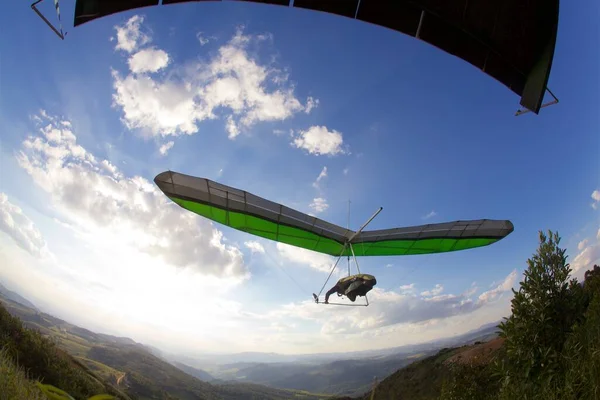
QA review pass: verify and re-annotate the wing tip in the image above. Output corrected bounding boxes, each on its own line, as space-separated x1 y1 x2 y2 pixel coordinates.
154 170 175 194
505 220 515 234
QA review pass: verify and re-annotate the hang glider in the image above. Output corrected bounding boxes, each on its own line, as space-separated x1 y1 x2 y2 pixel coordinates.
154 170 514 258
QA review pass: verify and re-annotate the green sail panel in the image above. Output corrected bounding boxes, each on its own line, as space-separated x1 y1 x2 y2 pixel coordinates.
154 171 514 257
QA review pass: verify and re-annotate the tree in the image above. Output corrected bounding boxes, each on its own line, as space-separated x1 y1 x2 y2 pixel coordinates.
583 264 600 296
561 264 600 399
497 231 586 398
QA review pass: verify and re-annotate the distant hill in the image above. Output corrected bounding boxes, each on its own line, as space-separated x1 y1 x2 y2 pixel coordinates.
174 322 501 397
173 361 216 381
207 352 434 397
177 322 501 369
0 293 334 400
0 282 38 310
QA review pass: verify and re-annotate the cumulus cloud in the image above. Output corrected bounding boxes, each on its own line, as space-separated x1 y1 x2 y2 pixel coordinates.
305 96 319 114
111 21 314 142
463 282 479 297
292 126 346 156
571 230 600 280
267 269 518 335
128 47 170 73
276 243 336 274
312 166 327 190
16 111 247 279
477 269 517 303
225 115 240 139
421 284 444 296
159 141 174 156
114 15 151 54
0 194 48 257
591 189 600 209
245 241 265 254
309 197 329 213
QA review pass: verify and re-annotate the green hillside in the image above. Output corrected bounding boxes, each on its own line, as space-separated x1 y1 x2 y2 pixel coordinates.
0 299 130 400
0 296 334 400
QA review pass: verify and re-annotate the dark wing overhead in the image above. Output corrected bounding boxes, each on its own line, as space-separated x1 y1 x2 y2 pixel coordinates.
73 0 559 115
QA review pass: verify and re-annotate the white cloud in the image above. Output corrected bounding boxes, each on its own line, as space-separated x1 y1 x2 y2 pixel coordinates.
305 96 319 114
111 69 202 138
276 243 336 274
225 115 240 139
245 241 265 254
423 210 437 220
463 282 478 297
114 15 151 54
309 197 329 213
0 193 49 258
312 166 328 189
292 126 346 156
421 284 444 296
111 22 313 142
16 111 248 279
591 190 600 209
266 269 518 335
343 168 349 175
196 32 214 46
159 141 174 156
477 269 517 303
128 47 170 73
571 230 600 280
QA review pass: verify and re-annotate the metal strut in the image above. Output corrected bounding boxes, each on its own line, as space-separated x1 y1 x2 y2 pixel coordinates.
31 0 66 40
515 88 558 116
312 207 382 307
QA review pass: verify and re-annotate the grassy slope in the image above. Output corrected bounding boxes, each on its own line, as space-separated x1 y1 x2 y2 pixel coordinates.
0 347 46 400
350 339 505 400
0 300 130 400
0 297 333 400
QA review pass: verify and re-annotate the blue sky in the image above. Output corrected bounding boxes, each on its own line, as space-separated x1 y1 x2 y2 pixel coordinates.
0 0 598 355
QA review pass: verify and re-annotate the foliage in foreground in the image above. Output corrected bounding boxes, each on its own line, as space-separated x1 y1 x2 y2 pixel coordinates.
438 231 600 400
0 301 125 399
36 382 116 400
0 346 46 400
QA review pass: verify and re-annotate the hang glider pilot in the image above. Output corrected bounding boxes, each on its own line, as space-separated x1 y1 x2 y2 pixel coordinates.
324 274 377 303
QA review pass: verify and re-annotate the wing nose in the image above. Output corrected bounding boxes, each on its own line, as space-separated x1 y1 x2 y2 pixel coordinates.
154 170 174 194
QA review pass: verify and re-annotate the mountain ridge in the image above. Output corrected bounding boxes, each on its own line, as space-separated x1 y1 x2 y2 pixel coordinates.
0 282 38 310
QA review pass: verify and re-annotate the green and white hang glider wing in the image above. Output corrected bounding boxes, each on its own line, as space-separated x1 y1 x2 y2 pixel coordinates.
154 171 514 257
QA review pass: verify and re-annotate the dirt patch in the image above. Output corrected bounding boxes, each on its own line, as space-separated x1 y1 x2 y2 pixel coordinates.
444 337 505 366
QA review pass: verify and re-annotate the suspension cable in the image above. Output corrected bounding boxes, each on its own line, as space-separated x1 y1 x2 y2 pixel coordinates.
262 247 311 297
317 244 348 298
